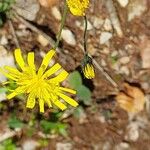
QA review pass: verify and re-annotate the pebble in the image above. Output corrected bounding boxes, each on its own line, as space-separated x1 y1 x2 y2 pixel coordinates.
93 17 104 29
115 142 130 150
37 34 49 47
15 0 40 21
125 122 139 142
85 20 93 30
51 6 61 20
0 35 8 45
127 0 147 21
100 32 112 44
22 140 39 150
56 143 72 150
61 29 76 46
103 18 112 31
117 0 129 7
0 46 15 82
120 65 130 76
119 56 130 64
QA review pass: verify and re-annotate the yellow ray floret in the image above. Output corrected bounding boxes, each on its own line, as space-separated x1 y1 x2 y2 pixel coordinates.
83 63 95 79
0 49 78 112
67 0 89 16
82 54 95 79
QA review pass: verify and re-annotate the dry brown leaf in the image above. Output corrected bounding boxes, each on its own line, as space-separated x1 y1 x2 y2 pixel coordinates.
39 0 58 8
116 83 145 113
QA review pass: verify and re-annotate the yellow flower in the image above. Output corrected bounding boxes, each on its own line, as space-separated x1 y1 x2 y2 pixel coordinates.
66 0 89 16
0 49 78 112
82 54 95 79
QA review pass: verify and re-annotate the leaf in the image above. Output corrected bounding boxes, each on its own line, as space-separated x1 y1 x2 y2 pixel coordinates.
73 106 84 118
68 71 82 89
40 120 67 136
116 83 145 113
77 85 91 105
0 87 7 93
8 117 24 129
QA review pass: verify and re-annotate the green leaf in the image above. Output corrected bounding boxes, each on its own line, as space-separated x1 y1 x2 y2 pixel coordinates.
40 120 67 136
73 106 84 118
68 71 82 89
8 117 24 129
77 85 91 105
0 139 16 150
0 87 7 93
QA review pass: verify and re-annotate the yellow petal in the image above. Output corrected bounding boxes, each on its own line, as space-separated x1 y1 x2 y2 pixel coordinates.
59 87 76 94
26 93 36 109
4 66 22 76
27 52 36 71
0 68 18 81
7 86 26 99
39 99 44 113
42 88 52 107
42 63 61 79
49 70 68 83
53 100 67 110
14 48 25 70
38 50 55 76
57 92 78 107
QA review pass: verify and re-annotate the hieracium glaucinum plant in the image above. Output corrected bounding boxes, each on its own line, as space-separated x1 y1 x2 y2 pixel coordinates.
67 0 89 16
0 49 78 113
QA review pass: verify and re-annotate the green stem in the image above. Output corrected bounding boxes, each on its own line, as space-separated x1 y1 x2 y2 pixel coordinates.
83 15 88 53
54 0 68 50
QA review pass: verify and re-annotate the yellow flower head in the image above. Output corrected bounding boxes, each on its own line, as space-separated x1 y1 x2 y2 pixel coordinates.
82 54 95 79
66 0 89 16
0 49 78 112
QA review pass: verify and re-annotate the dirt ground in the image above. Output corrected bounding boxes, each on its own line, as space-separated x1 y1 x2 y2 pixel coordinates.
0 0 150 150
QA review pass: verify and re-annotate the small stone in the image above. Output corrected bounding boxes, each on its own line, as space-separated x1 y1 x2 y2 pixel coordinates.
22 140 39 150
0 35 8 45
120 66 130 75
61 29 76 46
102 47 110 54
117 0 129 7
103 18 112 31
103 142 112 150
93 17 104 29
119 56 130 64
98 115 106 123
85 20 93 30
140 36 150 68
0 46 15 82
127 0 147 21
115 142 130 150
125 122 139 142
51 6 61 20
87 45 97 56
56 143 72 150
15 0 40 21
111 51 118 57
101 59 107 67
100 32 112 44
37 35 49 47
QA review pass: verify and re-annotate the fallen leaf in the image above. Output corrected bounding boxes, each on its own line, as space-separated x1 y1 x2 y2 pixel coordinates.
116 83 145 113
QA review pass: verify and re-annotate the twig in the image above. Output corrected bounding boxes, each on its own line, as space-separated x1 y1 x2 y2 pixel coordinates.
8 19 20 48
13 11 61 52
105 0 123 37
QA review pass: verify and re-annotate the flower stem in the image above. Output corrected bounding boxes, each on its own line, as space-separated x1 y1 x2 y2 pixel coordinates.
83 15 88 53
54 0 68 50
